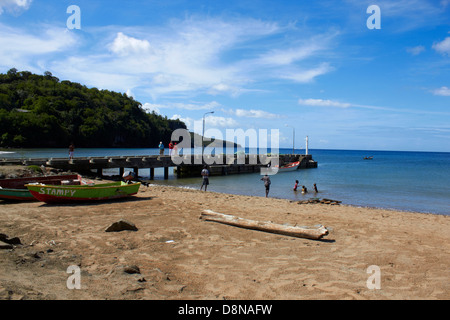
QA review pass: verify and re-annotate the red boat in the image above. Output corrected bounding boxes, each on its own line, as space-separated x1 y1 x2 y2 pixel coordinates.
277 161 300 171
0 175 88 201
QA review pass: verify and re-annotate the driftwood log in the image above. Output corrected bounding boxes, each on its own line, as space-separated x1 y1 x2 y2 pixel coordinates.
200 210 329 240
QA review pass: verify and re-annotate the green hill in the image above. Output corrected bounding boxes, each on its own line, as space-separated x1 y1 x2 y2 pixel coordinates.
0 68 186 148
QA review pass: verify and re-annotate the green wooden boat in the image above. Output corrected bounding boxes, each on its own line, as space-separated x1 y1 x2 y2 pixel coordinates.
26 181 141 203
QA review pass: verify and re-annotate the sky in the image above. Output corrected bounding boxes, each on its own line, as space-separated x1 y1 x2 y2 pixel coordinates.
0 0 449 152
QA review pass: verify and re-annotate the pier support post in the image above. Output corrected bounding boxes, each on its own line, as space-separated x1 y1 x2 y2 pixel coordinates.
164 167 169 180
119 167 124 177
150 168 154 180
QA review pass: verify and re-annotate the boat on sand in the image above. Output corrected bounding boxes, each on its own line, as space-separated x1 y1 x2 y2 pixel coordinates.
0 174 88 201
26 181 141 203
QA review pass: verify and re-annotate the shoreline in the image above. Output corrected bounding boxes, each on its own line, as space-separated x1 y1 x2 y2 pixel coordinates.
1 163 447 217
2 148 449 216
148 181 449 217
1 181 449 300
1 163 448 218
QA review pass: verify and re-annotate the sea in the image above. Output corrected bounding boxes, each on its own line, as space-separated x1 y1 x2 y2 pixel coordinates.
1 148 449 216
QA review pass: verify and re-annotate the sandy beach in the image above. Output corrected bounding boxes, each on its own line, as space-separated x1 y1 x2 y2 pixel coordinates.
0 180 449 300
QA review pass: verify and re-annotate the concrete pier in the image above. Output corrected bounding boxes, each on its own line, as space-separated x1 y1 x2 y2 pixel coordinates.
1 153 317 179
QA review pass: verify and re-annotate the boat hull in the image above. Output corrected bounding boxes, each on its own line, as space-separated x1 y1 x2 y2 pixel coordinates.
0 174 84 201
278 161 300 171
274 161 300 172
26 182 141 203
0 188 35 201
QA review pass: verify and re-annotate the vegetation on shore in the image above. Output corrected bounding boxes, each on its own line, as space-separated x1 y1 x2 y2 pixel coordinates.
0 68 186 148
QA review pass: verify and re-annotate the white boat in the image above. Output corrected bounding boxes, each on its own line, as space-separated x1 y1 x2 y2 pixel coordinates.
277 161 300 171
263 161 300 174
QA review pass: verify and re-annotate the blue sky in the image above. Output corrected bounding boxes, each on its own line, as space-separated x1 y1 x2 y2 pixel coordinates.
1 0 449 152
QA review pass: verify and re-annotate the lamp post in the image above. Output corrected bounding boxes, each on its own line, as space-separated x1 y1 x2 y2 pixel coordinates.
285 124 295 155
202 111 214 154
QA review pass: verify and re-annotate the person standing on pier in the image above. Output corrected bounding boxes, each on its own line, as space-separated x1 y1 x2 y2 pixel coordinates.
68 143 75 160
168 141 174 155
158 141 164 155
200 165 209 191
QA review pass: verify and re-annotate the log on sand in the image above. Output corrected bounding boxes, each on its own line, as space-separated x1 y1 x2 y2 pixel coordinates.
200 210 329 240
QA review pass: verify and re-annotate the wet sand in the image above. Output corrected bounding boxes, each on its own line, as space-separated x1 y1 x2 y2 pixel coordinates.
0 183 449 300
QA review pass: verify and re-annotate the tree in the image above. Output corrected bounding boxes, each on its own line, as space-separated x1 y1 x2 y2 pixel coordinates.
0 70 187 148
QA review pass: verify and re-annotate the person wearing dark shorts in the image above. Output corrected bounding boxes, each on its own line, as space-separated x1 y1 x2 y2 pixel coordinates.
261 174 271 197
200 165 209 191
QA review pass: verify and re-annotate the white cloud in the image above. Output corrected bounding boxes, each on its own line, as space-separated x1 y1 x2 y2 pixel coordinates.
225 108 280 119
208 83 243 97
0 0 32 15
432 36 450 55
406 45 425 55
0 24 78 71
50 55 142 92
171 114 193 128
257 44 323 66
298 98 352 108
432 86 450 96
169 114 238 132
1 14 336 103
94 19 274 96
109 32 152 56
44 16 335 98
299 97 450 116
125 89 134 98
280 63 333 83
206 115 239 128
142 102 162 114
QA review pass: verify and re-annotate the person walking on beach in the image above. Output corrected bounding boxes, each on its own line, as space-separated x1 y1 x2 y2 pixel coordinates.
158 141 164 155
68 143 75 160
200 165 209 191
293 180 299 191
261 174 271 197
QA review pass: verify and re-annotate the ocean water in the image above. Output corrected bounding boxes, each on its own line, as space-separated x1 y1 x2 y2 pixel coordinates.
1 148 449 215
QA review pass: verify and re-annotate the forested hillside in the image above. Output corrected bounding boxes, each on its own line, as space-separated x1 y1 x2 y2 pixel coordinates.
0 69 186 148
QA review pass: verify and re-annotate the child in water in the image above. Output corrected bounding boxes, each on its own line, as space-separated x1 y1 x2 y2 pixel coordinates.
293 180 299 191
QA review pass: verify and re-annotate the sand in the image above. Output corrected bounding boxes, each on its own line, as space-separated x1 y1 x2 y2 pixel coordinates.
0 182 449 300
